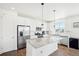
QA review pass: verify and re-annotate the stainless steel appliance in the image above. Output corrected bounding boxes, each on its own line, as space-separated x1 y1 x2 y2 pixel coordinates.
17 25 30 49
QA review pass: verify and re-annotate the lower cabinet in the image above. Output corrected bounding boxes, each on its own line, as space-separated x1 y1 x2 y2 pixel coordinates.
59 36 69 46
35 43 58 56
27 41 58 56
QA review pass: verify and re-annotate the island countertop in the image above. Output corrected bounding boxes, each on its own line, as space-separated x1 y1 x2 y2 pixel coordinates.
26 37 59 48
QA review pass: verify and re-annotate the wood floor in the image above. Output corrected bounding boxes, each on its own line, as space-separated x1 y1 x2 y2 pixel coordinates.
0 50 17 56
0 48 26 56
17 48 26 56
0 45 79 56
50 45 79 56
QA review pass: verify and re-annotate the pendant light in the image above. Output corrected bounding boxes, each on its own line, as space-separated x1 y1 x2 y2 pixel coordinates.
41 3 44 26
53 10 56 28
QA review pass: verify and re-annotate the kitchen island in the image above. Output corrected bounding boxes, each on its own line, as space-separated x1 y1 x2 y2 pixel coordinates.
26 37 59 56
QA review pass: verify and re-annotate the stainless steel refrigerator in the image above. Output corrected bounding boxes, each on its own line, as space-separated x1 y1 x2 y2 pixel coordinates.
17 25 30 49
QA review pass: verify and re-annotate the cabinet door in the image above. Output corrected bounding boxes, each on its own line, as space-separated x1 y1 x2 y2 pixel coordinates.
60 37 68 46
35 42 58 56
35 47 46 56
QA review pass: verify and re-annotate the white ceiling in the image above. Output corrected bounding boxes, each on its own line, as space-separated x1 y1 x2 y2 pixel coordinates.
0 3 79 21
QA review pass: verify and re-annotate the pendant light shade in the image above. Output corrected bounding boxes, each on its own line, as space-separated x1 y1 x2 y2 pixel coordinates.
41 3 44 26
53 10 56 22
53 10 56 28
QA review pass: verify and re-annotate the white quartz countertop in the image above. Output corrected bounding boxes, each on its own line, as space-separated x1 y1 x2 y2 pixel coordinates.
27 37 59 48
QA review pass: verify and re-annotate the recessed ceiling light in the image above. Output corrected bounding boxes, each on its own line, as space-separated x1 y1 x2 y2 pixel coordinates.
11 7 15 10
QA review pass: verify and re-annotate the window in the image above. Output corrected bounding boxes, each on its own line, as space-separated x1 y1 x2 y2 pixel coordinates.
55 20 64 32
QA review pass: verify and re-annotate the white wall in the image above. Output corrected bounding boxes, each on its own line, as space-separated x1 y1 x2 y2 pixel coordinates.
65 15 79 38
0 9 47 53
0 9 18 53
0 14 3 54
